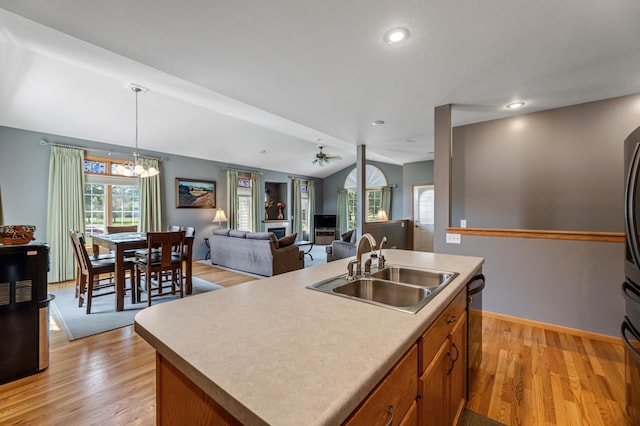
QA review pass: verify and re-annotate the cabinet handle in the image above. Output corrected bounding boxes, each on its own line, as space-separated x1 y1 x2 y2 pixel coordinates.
446 314 458 324
447 343 459 375
451 342 459 362
385 404 394 426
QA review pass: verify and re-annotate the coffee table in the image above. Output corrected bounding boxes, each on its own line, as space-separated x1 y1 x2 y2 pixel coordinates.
294 240 314 260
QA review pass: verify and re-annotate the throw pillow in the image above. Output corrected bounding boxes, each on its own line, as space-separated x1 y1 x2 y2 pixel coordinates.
350 229 357 244
341 230 353 242
278 233 297 247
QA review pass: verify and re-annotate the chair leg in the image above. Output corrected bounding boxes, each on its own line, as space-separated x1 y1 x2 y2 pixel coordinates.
146 268 152 307
78 272 87 307
86 275 95 314
129 267 136 305
135 266 142 303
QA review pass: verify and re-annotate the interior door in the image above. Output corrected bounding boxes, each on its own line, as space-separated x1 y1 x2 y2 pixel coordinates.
413 184 434 252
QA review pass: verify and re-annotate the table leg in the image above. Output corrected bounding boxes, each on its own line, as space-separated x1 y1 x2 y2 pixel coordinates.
92 243 99 259
185 237 193 295
115 246 125 311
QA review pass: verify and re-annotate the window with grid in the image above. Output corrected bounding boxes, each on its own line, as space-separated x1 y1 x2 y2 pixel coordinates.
344 165 387 230
237 174 253 232
83 156 140 242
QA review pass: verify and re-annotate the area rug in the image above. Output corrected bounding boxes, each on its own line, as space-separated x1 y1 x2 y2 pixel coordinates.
50 277 223 341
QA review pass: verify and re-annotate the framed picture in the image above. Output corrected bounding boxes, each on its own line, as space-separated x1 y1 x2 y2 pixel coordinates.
175 178 216 208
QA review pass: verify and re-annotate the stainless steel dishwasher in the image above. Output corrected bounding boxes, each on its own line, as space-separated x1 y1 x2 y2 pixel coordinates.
467 272 485 395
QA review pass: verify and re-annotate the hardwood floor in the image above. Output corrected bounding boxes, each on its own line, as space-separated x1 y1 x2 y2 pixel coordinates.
467 314 629 426
0 263 629 425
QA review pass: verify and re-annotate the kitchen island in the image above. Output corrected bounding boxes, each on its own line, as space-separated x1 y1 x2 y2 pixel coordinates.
134 249 484 425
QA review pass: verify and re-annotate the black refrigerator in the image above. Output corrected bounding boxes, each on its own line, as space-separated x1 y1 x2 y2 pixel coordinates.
622 124 640 425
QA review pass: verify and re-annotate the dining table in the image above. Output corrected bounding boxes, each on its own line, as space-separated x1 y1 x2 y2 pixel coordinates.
91 232 194 311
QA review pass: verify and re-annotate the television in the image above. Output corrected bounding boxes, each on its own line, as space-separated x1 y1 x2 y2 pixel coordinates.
314 214 336 229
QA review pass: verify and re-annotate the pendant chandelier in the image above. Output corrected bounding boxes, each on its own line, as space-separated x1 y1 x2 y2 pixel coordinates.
114 84 159 178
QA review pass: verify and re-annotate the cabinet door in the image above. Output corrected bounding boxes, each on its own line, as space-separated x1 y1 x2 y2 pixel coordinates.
448 311 468 426
399 400 418 426
344 344 418 426
419 339 449 426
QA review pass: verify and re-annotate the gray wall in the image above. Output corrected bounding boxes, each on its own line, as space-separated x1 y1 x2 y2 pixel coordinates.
434 98 633 337
0 126 321 260
451 94 640 232
402 160 434 220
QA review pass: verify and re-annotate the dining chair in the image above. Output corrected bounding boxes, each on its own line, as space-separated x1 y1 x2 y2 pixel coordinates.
135 231 186 306
106 225 138 234
69 230 136 314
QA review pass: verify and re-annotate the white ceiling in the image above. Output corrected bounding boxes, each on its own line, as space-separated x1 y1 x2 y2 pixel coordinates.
1 1 639 178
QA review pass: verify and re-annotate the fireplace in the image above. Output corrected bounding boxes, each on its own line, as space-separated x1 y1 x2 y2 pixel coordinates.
270 227 286 239
264 220 290 237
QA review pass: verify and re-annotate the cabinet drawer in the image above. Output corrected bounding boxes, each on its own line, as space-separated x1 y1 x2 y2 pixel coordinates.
344 344 418 426
419 289 466 374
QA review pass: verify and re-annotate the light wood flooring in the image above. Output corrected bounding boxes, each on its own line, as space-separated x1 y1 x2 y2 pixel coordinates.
0 262 629 425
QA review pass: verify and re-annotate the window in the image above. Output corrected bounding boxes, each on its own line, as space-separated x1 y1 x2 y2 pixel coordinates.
237 174 252 232
84 156 140 241
343 165 388 230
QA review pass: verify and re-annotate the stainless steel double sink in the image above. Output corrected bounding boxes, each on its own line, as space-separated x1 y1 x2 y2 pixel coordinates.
306 265 458 314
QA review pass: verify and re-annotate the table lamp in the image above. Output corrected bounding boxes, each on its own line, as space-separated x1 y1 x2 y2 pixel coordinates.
376 209 389 221
212 208 227 229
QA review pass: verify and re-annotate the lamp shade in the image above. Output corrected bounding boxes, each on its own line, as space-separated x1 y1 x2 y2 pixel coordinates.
213 209 227 223
376 209 388 221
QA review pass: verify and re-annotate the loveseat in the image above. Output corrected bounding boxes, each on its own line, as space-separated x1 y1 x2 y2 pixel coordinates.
210 229 304 276
326 229 357 262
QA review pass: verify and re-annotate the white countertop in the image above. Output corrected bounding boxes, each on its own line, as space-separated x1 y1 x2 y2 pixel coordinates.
134 249 483 425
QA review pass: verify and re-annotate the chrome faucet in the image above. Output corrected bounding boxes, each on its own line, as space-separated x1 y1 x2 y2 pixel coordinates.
347 233 377 280
377 236 387 269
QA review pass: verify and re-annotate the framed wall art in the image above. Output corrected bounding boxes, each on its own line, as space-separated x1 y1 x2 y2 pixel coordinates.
175 178 216 208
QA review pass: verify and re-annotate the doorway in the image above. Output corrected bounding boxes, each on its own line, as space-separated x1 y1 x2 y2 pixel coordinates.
412 184 434 252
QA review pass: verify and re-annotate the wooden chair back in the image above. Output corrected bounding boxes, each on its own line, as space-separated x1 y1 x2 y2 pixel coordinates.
145 231 185 268
106 225 138 234
69 230 91 277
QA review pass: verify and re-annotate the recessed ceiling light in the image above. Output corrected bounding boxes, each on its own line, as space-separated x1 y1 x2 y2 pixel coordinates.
384 27 409 44
372 120 385 126
506 101 526 110
405 139 415 143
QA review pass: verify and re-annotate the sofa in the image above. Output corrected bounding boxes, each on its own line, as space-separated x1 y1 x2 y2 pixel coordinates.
326 229 357 262
210 229 304 276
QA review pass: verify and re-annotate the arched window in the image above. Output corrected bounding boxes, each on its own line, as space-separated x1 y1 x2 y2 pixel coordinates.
341 165 390 231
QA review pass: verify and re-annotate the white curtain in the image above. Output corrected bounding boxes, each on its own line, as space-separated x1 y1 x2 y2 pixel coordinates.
251 172 261 232
46 145 85 283
227 170 238 229
139 157 162 232
337 189 349 236
381 186 392 220
307 180 315 241
0 184 4 225
293 179 303 238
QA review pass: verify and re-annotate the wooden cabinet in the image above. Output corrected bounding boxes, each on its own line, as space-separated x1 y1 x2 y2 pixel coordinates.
346 287 468 426
418 290 468 426
154 287 468 426
449 312 467 422
315 228 336 245
344 344 418 426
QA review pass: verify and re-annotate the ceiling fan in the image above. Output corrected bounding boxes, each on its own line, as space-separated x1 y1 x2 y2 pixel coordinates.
312 146 342 166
